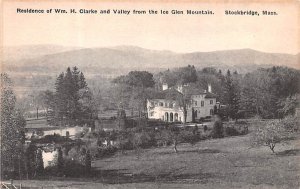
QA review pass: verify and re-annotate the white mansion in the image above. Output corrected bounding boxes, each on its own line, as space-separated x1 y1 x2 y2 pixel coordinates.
147 84 218 123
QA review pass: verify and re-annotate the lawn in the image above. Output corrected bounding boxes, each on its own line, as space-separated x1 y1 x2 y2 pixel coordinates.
9 124 300 189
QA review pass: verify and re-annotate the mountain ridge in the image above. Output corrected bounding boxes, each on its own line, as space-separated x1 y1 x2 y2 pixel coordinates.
3 45 299 77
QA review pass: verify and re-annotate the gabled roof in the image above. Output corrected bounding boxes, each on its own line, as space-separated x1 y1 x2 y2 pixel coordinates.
149 88 182 99
204 92 218 99
149 85 217 100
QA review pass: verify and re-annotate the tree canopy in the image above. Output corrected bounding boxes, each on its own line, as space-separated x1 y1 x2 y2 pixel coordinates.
1 73 26 178
52 67 94 126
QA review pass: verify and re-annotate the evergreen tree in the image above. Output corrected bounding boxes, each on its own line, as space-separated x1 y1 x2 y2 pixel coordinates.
25 144 37 179
1 73 26 179
57 147 64 175
34 148 44 176
53 67 92 126
85 150 92 173
223 70 241 120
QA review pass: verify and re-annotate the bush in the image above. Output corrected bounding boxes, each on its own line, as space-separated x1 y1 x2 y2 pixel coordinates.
97 146 118 158
225 127 240 136
180 130 200 145
132 131 155 149
211 116 224 138
63 159 86 177
281 116 299 132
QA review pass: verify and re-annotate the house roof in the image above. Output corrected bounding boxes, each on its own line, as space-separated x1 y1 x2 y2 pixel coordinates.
149 88 182 99
149 85 217 100
204 92 218 99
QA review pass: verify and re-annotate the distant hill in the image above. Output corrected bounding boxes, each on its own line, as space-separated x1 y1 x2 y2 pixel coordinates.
3 45 299 77
2 44 82 62
2 45 298 98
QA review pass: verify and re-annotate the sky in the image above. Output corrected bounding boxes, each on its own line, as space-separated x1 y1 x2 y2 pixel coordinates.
2 1 299 54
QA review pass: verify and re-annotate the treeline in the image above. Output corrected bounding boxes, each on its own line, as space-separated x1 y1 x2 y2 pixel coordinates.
20 65 300 123
113 65 300 119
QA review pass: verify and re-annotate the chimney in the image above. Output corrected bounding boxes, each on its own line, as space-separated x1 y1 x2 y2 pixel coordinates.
208 84 212 93
162 83 168 91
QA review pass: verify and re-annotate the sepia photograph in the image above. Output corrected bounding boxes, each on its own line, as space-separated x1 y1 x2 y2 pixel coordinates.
1 0 299 188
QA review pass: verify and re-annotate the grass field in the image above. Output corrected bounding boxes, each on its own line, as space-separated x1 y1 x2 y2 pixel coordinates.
8 124 300 189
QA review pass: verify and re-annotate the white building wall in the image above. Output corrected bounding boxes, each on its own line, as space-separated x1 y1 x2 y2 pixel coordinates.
147 99 184 122
147 94 216 123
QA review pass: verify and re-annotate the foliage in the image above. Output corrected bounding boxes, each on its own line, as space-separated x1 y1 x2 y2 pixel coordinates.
225 127 240 136
277 95 299 117
52 67 95 126
223 70 241 120
132 131 155 149
33 134 72 144
85 150 92 173
34 148 44 176
241 67 300 119
0 73 26 179
280 115 299 132
211 116 224 138
24 144 37 179
57 147 64 175
113 71 155 115
251 119 294 153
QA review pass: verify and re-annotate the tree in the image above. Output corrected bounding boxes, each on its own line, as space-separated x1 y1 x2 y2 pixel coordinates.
176 65 197 85
34 148 44 176
251 120 293 153
1 73 26 179
24 144 37 179
241 67 300 119
85 150 92 173
113 71 155 116
211 115 224 138
277 95 299 117
53 67 94 126
223 70 241 121
57 147 64 175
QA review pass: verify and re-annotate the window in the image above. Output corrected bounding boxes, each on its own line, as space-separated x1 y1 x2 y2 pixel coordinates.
165 112 169 121
169 103 173 108
159 102 163 106
201 101 204 107
210 100 213 105
195 101 197 106
174 113 178 121
195 110 198 118
170 113 174 122
210 109 214 115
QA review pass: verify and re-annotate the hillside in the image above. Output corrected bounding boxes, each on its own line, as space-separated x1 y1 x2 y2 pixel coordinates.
3 45 299 77
2 45 299 97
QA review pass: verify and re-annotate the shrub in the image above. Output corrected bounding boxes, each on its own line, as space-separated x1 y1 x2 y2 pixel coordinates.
180 130 200 145
132 131 155 149
211 116 224 138
225 127 240 136
97 146 118 158
281 116 299 132
63 158 86 177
